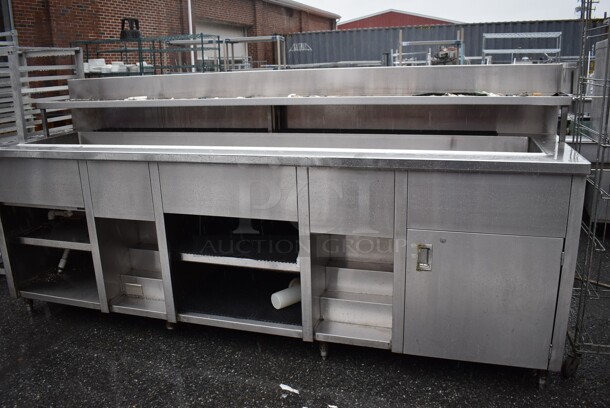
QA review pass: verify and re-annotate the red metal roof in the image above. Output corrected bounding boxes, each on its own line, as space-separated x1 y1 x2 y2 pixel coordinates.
338 10 458 30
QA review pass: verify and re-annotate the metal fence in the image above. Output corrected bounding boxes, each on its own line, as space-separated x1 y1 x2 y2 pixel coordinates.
287 19 600 65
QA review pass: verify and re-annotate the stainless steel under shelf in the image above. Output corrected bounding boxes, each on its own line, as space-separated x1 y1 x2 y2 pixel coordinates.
110 295 167 320
20 268 100 310
315 320 391 350
167 215 300 272
172 263 302 335
178 312 303 338
179 252 299 273
16 222 91 251
320 291 393 327
311 234 395 349
2 206 91 251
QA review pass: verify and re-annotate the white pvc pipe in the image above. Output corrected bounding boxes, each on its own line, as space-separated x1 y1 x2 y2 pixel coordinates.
48 210 73 220
271 280 301 310
58 248 70 273
187 0 195 72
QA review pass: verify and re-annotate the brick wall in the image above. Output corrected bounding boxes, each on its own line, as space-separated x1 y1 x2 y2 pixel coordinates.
11 0 335 66
193 0 255 27
302 12 336 32
11 0 53 47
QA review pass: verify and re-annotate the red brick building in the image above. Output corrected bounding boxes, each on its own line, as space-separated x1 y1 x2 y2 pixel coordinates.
338 9 459 30
4 0 339 66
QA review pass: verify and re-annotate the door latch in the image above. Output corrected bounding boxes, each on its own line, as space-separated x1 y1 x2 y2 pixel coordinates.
416 244 432 271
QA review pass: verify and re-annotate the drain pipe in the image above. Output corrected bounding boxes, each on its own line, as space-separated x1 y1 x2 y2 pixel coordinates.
187 0 195 72
58 249 70 274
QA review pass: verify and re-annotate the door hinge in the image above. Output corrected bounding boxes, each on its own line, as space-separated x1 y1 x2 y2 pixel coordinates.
548 343 553 360
561 252 565 267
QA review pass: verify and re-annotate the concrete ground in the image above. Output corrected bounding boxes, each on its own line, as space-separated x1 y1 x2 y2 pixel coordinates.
0 274 609 407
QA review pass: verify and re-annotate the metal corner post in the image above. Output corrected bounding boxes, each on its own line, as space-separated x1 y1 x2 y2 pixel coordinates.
7 47 26 142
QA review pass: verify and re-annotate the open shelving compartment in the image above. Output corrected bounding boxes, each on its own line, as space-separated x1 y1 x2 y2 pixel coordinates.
95 218 167 319
311 234 394 349
0 204 100 309
165 214 303 338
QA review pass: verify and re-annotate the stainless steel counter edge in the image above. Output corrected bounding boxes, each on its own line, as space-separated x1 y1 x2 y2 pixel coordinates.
35 95 573 110
0 144 591 175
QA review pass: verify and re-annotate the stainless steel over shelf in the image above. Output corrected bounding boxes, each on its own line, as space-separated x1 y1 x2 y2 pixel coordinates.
35 95 572 109
62 65 570 99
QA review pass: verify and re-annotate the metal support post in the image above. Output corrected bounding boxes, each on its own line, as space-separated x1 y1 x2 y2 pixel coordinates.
74 48 85 79
7 48 26 143
559 106 569 143
276 36 281 69
40 108 49 138
399 30 403 66
223 42 229 71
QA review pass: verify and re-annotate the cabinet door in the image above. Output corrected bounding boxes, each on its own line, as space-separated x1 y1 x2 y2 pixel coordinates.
404 229 563 370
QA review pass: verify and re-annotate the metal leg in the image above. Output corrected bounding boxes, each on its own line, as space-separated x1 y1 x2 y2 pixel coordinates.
165 321 176 331
41 108 50 138
559 106 569 143
23 298 33 314
319 342 329 360
561 352 581 378
537 370 548 390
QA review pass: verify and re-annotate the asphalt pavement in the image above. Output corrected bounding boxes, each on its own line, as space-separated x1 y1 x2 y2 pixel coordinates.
0 272 609 407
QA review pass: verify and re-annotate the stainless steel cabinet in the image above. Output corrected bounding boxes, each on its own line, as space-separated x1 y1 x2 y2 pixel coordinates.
0 64 589 374
404 229 563 369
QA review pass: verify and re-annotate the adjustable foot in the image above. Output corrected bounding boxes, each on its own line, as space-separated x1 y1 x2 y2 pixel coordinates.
319 342 329 360
23 298 34 314
537 370 548 390
561 353 581 378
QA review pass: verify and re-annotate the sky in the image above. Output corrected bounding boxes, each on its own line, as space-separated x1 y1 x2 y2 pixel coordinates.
300 0 609 23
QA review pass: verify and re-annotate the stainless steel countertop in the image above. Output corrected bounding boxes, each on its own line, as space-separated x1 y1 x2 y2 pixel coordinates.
0 138 591 175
